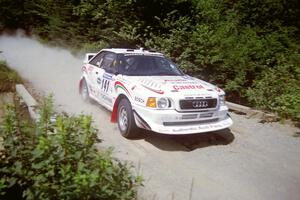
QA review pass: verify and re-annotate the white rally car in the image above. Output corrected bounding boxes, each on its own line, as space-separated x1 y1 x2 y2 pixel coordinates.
79 48 233 138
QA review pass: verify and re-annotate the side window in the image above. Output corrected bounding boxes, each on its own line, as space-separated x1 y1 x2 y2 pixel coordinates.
101 53 117 73
89 52 105 66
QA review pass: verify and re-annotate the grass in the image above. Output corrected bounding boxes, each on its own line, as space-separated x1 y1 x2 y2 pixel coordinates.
0 61 22 92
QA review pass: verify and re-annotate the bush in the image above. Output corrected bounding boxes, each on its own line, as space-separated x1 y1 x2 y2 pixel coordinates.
79 41 109 55
246 55 300 120
0 61 22 92
0 96 142 199
144 1 300 121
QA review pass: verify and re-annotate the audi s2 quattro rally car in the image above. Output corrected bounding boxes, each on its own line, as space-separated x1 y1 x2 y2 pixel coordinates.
79 48 233 138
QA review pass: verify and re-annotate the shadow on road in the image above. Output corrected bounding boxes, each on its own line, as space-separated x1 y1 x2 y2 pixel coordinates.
140 128 235 152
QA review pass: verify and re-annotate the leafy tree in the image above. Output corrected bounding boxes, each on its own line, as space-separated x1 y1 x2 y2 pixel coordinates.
0 0 24 31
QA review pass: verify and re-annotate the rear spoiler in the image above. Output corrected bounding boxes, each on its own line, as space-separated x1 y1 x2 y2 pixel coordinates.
83 53 96 64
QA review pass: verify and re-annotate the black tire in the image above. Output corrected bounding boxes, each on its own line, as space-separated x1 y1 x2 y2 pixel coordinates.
117 98 139 138
80 79 91 103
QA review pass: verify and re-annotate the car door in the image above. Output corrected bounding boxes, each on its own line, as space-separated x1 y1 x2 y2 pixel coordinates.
87 51 106 101
98 52 118 109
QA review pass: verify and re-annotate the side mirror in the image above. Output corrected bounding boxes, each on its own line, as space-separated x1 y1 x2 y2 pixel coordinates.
88 55 94 60
83 53 96 64
96 61 101 67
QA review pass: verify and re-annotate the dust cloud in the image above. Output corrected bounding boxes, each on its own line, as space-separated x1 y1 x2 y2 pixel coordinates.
0 32 86 113
0 32 83 81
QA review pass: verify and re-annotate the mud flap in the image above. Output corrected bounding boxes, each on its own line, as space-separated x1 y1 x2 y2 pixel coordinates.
111 101 118 123
79 78 83 94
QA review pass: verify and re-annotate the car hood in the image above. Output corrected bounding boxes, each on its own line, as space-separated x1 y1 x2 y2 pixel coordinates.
126 75 224 97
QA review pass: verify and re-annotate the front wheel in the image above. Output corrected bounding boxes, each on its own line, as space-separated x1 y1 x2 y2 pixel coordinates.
117 98 139 138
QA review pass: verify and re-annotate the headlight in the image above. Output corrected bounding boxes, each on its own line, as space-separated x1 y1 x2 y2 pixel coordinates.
157 98 169 109
146 97 170 109
219 95 225 106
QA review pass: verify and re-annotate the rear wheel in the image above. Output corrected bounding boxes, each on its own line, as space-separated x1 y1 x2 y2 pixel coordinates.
117 98 139 138
80 79 91 102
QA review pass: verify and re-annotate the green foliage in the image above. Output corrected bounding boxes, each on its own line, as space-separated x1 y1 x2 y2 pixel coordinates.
0 97 141 199
247 55 300 120
145 0 300 120
80 41 109 54
0 0 24 30
0 61 22 92
0 179 6 195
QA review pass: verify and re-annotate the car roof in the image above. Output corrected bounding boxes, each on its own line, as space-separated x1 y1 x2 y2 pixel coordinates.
101 48 164 56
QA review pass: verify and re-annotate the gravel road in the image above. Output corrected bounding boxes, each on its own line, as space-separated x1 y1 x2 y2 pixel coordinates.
1 35 300 200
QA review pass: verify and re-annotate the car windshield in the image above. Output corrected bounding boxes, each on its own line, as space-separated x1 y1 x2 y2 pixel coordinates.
118 55 184 76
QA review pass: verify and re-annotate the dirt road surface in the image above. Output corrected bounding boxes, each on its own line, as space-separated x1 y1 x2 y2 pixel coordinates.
1 35 300 200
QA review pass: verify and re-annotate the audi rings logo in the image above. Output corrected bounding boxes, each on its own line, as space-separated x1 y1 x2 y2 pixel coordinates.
192 100 208 108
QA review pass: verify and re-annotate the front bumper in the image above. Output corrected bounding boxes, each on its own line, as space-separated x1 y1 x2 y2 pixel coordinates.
132 105 233 135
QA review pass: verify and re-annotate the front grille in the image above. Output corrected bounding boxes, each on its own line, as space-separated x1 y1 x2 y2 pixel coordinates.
179 99 217 110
